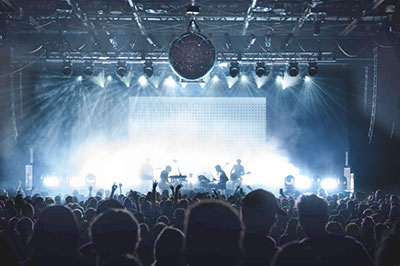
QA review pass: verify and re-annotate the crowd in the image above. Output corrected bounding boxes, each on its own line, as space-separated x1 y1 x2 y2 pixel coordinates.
0 182 400 266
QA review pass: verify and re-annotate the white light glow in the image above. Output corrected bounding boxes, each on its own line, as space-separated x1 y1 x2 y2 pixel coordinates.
200 82 206 88
218 62 228 68
241 75 247 82
68 176 85 188
181 82 188 88
77 76 83 81
43 176 60 188
226 76 238 88
295 175 312 190
305 76 311 82
107 75 113 81
165 76 175 87
276 76 283 84
212 76 219 82
138 75 148 86
321 178 338 190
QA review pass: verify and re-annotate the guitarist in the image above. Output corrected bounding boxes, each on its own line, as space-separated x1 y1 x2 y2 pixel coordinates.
230 159 245 186
215 165 228 191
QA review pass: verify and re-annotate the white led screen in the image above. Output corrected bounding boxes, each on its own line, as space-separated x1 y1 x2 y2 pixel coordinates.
129 97 266 147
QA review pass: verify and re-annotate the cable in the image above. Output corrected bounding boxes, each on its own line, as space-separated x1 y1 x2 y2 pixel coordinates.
335 39 368 58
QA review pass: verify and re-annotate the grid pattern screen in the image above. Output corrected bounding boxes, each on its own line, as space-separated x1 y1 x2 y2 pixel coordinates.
129 97 266 146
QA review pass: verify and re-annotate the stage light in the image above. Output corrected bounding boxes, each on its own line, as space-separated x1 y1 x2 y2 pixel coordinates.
245 34 256 50
255 62 266 77
229 62 240 78
116 61 128 77
218 62 228 68
288 62 299 77
308 62 318 76
143 61 154 77
276 75 283 84
77 76 83 81
304 76 311 82
240 75 247 82
43 176 60 188
83 61 94 76
321 178 338 190
165 76 175 87
62 61 72 75
223 33 232 51
212 75 219 82
138 75 148 86
295 175 312 190
107 75 113 81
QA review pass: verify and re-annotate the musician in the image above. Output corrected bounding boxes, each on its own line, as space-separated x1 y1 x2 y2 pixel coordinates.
159 165 172 191
230 159 245 185
215 165 228 190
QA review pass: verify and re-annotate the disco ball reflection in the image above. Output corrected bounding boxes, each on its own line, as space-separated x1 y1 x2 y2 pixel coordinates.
169 32 216 80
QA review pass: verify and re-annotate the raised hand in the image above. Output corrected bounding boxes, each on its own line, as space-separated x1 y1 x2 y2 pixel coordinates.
169 184 174 192
176 184 183 191
89 186 93 191
112 183 118 192
119 183 122 188
152 181 158 189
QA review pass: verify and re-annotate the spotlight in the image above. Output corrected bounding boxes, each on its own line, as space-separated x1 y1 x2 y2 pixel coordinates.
62 61 72 75
165 76 175 87
276 75 283 84
223 33 232 51
240 75 247 82
288 62 299 77
116 61 128 77
304 76 311 82
143 61 153 77
83 61 94 76
308 62 318 76
107 75 113 81
138 75 148 86
255 62 266 77
295 175 312 190
43 176 60 188
321 178 338 190
229 62 240 78
212 75 219 82
77 76 83 81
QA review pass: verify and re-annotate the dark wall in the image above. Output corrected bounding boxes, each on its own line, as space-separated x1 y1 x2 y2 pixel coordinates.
348 48 400 192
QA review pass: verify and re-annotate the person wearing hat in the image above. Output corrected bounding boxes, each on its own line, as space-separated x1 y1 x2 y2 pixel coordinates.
241 189 286 266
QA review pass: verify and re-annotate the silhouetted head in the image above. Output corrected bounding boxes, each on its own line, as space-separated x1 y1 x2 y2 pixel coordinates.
236 159 241 164
90 209 139 258
154 227 185 265
326 221 343 235
345 223 361 240
96 198 123 214
166 166 172 172
297 195 328 238
16 217 33 237
30 205 79 257
215 165 222 172
271 242 317 266
185 200 243 266
242 189 286 234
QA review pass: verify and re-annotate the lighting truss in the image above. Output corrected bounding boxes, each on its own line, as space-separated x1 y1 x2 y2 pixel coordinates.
16 51 338 65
